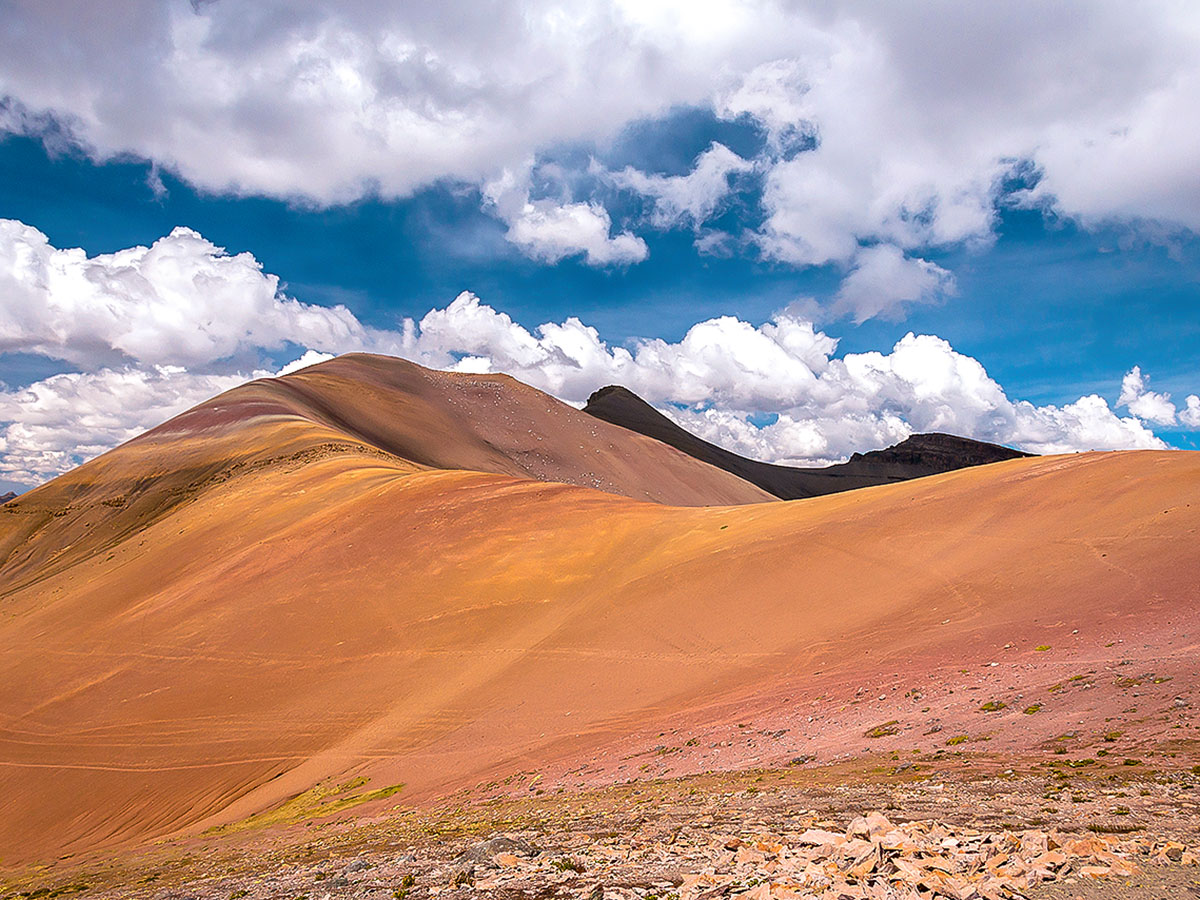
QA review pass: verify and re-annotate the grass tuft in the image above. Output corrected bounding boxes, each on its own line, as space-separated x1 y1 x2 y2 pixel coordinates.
864 721 900 738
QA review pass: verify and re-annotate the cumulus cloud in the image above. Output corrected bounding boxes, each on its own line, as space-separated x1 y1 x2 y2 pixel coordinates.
406 294 1168 464
0 292 1169 482
0 365 260 482
3 2 1198 312
832 244 956 323
0 219 409 369
483 166 648 266
0 223 1182 486
1117 365 1177 425
1181 395 1200 428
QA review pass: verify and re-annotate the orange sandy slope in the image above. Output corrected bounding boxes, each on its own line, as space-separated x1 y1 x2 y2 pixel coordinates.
0 357 1197 866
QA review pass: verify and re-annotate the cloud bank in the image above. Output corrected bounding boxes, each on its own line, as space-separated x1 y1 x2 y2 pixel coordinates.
2 2 1198 315
0 221 1184 485
0 219 408 368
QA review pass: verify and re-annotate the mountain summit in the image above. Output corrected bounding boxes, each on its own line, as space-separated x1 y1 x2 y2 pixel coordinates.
583 384 1029 500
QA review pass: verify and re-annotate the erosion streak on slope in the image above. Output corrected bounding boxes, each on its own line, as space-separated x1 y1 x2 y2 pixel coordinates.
1 431 1197 865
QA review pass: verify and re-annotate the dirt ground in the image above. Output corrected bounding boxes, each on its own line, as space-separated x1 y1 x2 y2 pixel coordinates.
4 752 1198 900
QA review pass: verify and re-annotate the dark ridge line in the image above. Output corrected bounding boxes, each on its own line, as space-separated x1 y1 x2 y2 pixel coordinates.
582 384 1031 500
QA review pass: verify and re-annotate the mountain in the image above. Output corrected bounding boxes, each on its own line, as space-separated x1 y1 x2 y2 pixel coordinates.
583 384 1030 499
0 491 14 504
1 355 1196 868
0 355 771 597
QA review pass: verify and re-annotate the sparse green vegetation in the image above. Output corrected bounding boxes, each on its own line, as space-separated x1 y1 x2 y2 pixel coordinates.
1034 645 1052 652
979 700 1007 712
15 885 91 899
945 735 969 745
205 778 405 835
1023 704 1042 715
864 720 900 738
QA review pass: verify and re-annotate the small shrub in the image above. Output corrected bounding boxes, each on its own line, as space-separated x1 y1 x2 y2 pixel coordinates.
979 700 1007 712
945 735 969 746
1024 704 1042 715
1035 645 1052 652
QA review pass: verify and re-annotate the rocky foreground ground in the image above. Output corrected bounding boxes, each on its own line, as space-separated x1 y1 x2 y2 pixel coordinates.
5 755 1200 900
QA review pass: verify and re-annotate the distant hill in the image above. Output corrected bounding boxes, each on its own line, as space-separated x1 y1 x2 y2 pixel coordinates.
583 385 1030 500
0 491 15 505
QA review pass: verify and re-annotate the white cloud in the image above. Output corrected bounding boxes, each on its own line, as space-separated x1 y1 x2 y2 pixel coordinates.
0 365 256 483
0 351 343 483
0 0 799 203
403 293 1168 464
1181 395 1200 428
725 5 1200 270
0 219 410 369
2 4 1197 272
0 223 1179 486
832 244 956 323
276 350 335 375
1117 365 1177 425
483 165 648 266
608 142 754 229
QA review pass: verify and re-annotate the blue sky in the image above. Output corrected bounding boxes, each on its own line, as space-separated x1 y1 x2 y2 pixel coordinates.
0 2 1198 492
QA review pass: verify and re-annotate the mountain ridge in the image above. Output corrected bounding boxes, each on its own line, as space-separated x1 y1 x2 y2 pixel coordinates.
583 384 1030 499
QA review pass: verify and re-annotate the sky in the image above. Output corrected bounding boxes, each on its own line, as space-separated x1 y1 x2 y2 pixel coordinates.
0 1 1198 494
